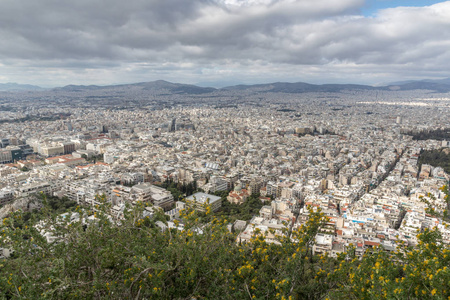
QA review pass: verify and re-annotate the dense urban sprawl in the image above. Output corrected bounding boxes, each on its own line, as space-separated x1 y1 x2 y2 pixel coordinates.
1 85 449 259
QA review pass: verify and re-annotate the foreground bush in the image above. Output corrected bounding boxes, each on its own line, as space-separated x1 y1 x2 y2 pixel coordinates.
0 190 449 299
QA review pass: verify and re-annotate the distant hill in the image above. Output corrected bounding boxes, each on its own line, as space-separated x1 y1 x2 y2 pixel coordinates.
222 82 380 93
224 79 450 93
55 80 381 94
54 80 216 95
0 82 44 91
386 78 450 92
46 77 450 94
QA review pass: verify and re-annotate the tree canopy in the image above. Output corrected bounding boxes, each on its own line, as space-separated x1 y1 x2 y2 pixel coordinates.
419 148 450 175
0 188 449 299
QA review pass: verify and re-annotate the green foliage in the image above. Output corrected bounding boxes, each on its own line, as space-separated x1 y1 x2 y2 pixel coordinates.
214 193 266 222
85 154 104 163
17 194 78 226
0 201 331 299
0 190 449 299
158 179 198 201
404 128 450 141
43 195 78 214
20 166 30 172
328 227 450 299
418 148 450 174
328 186 450 300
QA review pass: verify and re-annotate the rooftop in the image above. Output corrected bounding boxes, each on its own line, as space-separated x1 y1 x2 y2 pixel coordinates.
186 192 221 204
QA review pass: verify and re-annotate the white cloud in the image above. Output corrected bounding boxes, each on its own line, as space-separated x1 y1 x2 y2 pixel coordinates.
0 0 449 86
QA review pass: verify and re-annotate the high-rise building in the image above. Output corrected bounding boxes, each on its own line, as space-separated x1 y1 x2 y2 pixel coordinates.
170 118 176 132
63 142 76 154
0 138 10 148
0 189 14 207
0 149 12 164
249 179 262 195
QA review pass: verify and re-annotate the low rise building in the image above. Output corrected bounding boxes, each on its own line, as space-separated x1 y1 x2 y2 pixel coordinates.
185 192 222 212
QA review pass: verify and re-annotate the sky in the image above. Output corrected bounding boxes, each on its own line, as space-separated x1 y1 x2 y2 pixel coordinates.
0 0 449 88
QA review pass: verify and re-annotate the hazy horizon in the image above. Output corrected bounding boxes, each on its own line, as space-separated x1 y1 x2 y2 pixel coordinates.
1 0 449 87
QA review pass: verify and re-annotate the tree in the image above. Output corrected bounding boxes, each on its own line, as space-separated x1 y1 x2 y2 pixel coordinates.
0 189 449 299
328 185 450 299
328 226 450 299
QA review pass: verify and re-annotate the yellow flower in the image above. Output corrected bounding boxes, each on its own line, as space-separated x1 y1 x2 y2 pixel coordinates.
431 289 437 296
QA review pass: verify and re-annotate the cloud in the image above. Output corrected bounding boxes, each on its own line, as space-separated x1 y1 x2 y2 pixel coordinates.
0 0 449 85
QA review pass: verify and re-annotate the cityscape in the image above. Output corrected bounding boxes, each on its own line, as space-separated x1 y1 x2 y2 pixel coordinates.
1 0 450 298
1 82 449 254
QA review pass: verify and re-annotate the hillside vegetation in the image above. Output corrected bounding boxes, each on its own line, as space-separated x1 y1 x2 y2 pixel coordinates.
419 148 450 174
404 128 450 141
0 189 449 299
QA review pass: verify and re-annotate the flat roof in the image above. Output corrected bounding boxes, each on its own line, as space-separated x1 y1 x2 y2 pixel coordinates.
186 192 221 204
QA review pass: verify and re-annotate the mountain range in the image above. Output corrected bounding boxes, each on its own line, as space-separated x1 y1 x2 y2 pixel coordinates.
0 82 44 91
2 78 450 94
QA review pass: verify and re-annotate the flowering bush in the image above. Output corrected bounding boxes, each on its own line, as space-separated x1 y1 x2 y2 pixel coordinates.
0 187 449 299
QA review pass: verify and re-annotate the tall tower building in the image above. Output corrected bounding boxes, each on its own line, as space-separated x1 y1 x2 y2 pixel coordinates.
170 118 176 132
